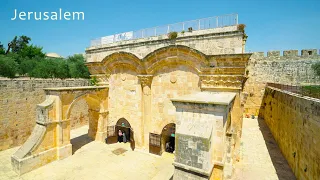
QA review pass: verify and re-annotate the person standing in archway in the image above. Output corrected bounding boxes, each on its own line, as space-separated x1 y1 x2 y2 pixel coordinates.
118 130 123 143
123 132 127 143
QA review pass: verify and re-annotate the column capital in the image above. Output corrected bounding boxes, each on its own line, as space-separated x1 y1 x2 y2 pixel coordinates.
137 75 153 87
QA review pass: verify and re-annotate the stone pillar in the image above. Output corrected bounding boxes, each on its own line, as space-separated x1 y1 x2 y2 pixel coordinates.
88 108 100 140
138 75 153 150
55 94 72 160
95 111 109 142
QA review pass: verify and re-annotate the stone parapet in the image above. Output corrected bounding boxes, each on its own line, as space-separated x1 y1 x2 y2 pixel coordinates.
260 87 320 180
86 26 245 62
251 49 319 60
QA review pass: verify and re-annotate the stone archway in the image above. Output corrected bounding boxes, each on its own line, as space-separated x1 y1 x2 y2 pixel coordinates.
161 123 176 154
11 86 109 175
115 118 135 150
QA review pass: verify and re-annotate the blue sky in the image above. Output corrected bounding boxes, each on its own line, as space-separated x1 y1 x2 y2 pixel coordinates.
0 0 319 57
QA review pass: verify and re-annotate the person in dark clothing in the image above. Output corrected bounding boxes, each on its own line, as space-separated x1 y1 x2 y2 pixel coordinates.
118 129 123 143
123 132 127 143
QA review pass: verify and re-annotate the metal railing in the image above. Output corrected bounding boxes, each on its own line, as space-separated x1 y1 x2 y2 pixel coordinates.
90 14 238 47
267 83 320 99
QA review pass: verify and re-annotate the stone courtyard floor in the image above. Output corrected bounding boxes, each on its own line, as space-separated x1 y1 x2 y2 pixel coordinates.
1 119 297 180
0 125 174 180
232 118 296 180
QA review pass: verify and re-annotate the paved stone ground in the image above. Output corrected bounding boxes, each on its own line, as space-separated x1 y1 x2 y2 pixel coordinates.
232 118 296 180
0 125 174 180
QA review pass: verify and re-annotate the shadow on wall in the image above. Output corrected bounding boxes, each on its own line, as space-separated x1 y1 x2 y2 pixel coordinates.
70 134 93 154
257 118 296 180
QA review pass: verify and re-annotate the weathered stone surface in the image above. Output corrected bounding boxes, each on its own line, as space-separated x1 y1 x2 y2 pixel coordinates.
172 98 234 180
10 86 108 175
261 87 320 180
242 51 320 116
0 78 90 151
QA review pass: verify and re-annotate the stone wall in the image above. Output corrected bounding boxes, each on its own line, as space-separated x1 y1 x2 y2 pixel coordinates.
260 87 320 180
107 68 143 147
86 26 244 62
69 99 89 129
0 78 90 151
243 49 320 116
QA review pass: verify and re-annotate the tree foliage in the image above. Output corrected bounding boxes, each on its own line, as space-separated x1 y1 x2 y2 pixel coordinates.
312 62 320 76
0 35 90 79
0 55 18 78
67 54 90 78
0 42 5 55
9 35 31 54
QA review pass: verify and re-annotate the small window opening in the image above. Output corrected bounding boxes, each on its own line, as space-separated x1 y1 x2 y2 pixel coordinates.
308 51 312 55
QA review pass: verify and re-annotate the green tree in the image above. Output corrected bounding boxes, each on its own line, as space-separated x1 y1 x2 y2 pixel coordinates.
0 55 18 78
312 62 320 76
9 35 31 54
19 59 39 76
55 59 70 79
18 45 45 59
67 54 90 78
0 42 5 55
29 59 56 78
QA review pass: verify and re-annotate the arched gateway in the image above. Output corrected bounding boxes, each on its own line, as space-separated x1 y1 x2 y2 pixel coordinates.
13 42 251 179
105 118 135 150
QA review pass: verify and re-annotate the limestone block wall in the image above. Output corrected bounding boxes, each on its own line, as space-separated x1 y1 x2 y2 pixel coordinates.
86 26 244 62
150 65 201 134
0 78 90 151
107 69 143 146
243 49 320 115
260 87 320 180
69 99 89 129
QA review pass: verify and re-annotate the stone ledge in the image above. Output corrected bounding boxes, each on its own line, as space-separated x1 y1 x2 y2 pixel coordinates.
86 26 239 52
173 162 213 177
171 92 236 105
43 86 108 91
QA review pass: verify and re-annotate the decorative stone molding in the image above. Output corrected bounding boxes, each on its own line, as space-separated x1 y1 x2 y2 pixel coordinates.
200 75 246 89
137 75 153 87
36 97 54 125
138 75 153 96
170 75 177 83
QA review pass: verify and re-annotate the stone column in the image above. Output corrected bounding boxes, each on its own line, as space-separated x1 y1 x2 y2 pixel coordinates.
138 75 153 150
88 108 100 140
95 111 109 142
55 93 72 160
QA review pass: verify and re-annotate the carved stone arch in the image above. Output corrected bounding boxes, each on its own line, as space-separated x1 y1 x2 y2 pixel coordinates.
143 45 208 74
156 119 177 135
101 52 146 74
65 93 89 120
147 58 202 74
64 92 104 121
